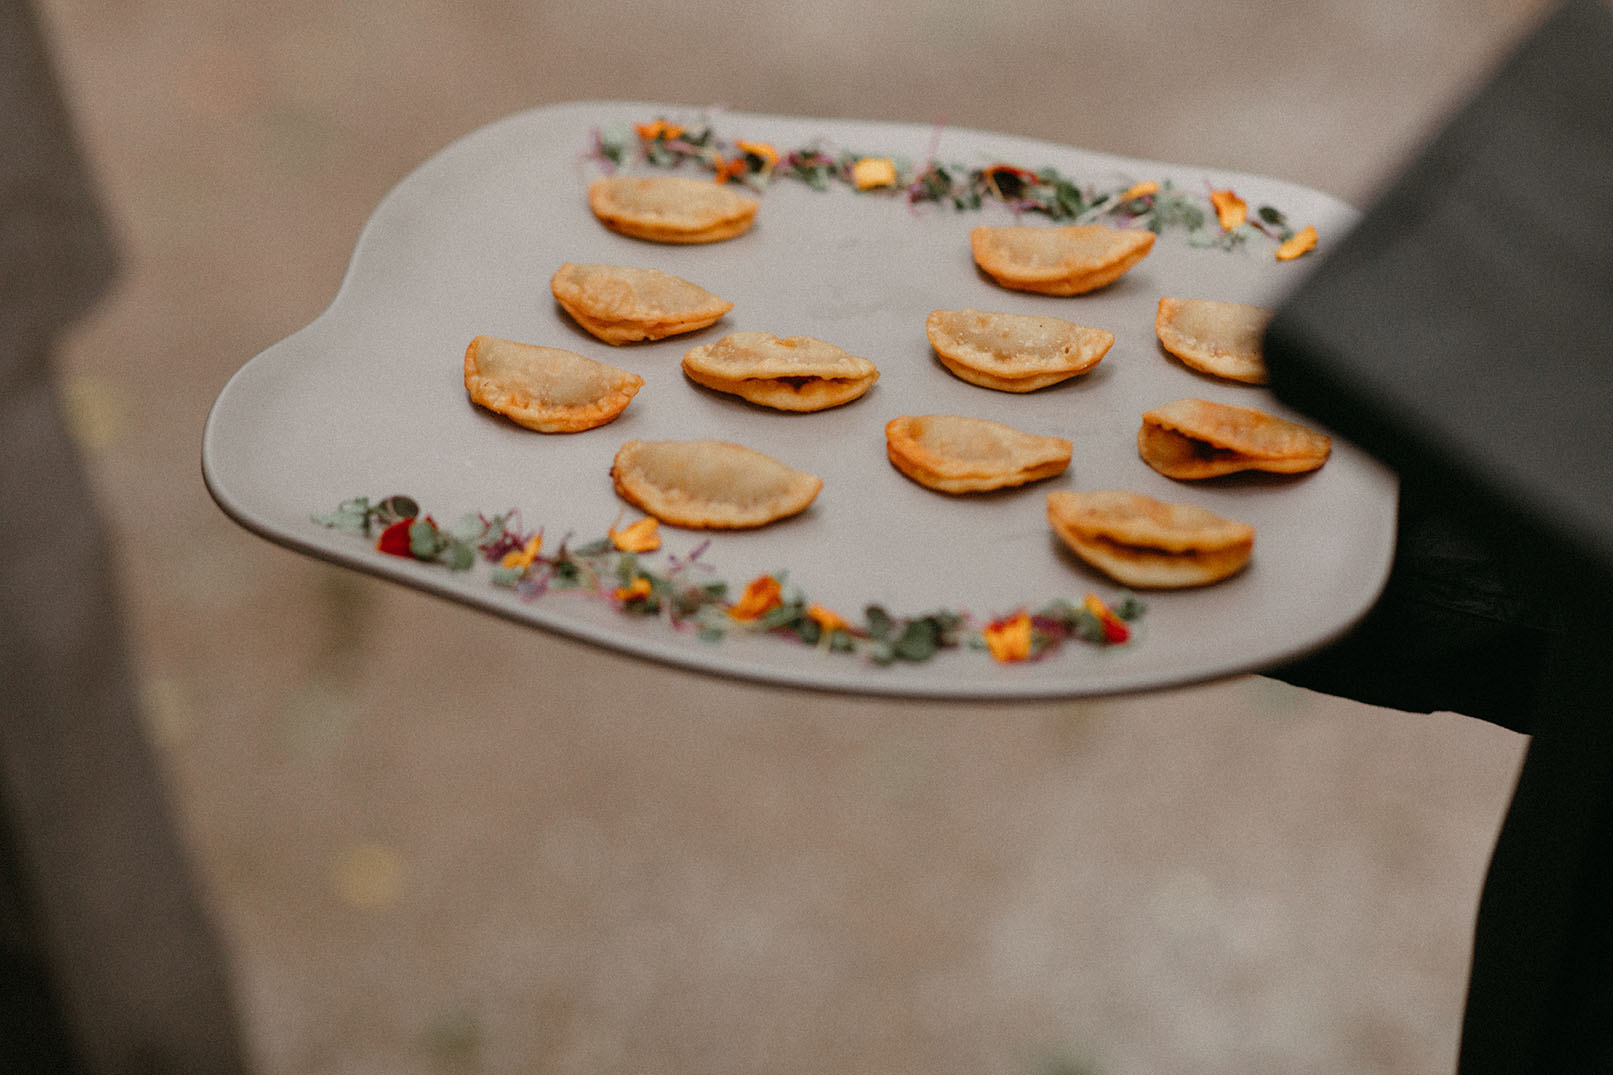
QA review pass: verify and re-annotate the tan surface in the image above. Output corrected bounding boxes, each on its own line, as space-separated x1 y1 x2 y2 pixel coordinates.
36 0 1549 1071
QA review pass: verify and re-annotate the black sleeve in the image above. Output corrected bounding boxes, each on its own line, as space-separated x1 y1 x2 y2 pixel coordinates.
1266 475 1561 734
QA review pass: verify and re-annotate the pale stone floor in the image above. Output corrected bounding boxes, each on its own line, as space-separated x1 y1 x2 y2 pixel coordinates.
38 0 1552 1071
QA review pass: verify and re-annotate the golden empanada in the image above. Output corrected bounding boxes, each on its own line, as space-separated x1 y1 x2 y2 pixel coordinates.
610 439 823 529
587 175 759 244
1047 489 1254 589
681 332 879 412
551 263 733 345
925 308 1114 392
1154 297 1271 384
970 224 1154 296
463 335 643 433
885 414 1072 493
1138 398 1331 479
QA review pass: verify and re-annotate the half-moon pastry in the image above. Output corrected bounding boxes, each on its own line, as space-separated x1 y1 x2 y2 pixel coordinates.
970 224 1154 295
925 308 1113 392
551 263 733 345
1047 488 1254 588
681 331 879 412
1138 398 1331 479
463 335 643 433
610 439 823 529
587 175 758 244
1154 297 1272 384
885 414 1072 493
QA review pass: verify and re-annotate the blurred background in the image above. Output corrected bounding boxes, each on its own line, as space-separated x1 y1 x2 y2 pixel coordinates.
31 0 1551 1071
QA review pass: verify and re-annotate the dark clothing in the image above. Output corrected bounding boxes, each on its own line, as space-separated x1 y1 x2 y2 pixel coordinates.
2 1 252 1071
1273 482 1559 737
1265 2 1613 1068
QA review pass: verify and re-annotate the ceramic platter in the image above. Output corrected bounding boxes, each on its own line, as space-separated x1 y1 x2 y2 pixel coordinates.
203 100 1396 700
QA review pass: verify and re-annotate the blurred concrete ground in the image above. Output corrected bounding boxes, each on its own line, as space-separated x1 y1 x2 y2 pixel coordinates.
33 0 1549 1071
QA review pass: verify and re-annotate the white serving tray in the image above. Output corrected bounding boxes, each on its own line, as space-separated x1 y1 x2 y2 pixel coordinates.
203 101 1395 700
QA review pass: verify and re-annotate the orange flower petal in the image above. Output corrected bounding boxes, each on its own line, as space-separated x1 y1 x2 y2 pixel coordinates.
614 577 653 603
635 121 684 141
713 155 748 183
1276 224 1319 261
807 603 847 635
730 576 783 621
1209 189 1247 231
609 516 661 553
984 611 1033 663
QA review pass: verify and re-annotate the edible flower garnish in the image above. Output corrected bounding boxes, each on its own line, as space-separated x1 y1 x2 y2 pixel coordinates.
609 515 661 553
614 576 654 605
730 575 784 621
314 497 1146 668
736 140 779 174
713 155 749 183
1209 188 1247 231
983 611 1034 663
1276 224 1319 261
500 533 544 571
1119 180 1160 203
807 603 848 635
635 120 685 142
851 156 898 190
981 164 1038 200
375 517 416 558
1083 593 1131 645
590 117 1314 259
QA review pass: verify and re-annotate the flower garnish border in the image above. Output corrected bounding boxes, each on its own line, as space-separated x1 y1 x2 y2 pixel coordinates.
589 116 1319 259
314 496 1145 666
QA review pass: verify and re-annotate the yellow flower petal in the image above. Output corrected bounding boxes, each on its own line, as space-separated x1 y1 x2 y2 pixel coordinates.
1276 224 1319 261
852 157 898 190
1120 180 1160 202
730 575 783 621
1209 189 1247 231
984 611 1033 663
737 140 779 172
500 534 543 570
610 516 661 553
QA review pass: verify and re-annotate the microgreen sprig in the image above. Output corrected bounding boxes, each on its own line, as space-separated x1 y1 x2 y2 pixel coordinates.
589 116 1315 258
313 496 1145 667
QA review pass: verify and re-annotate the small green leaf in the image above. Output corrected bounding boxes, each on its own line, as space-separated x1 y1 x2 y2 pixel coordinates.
382 495 419 520
892 618 941 661
408 518 441 559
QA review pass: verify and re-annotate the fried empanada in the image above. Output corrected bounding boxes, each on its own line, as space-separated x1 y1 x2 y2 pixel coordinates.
1138 398 1331 479
885 414 1072 493
587 175 759 244
970 224 1154 296
551 263 733 345
1047 489 1254 589
925 308 1113 392
610 439 823 529
681 331 879 412
463 335 643 433
1154 297 1272 384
